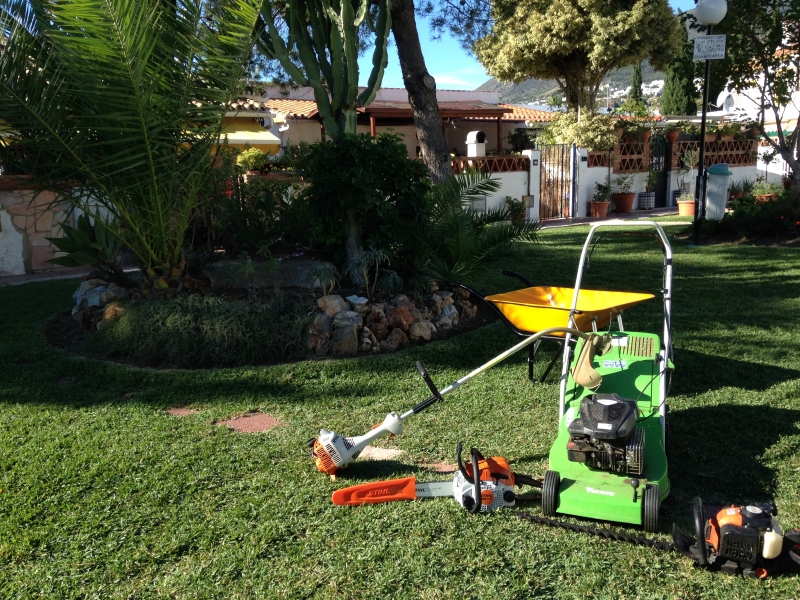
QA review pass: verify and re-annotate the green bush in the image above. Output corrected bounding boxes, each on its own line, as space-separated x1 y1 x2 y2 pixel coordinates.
297 133 433 269
194 146 292 256
87 294 312 368
709 189 800 239
538 111 617 151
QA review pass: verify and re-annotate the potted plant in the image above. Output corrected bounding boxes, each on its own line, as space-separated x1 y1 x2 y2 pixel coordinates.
612 173 636 213
783 174 794 191
589 181 611 217
727 179 744 202
677 192 695 216
639 168 658 209
664 123 680 144
715 123 739 142
751 180 782 203
505 196 527 226
676 121 700 141
682 147 700 188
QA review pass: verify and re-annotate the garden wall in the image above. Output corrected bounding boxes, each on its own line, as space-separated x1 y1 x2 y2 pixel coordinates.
0 178 70 276
574 139 761 217
450 149 540 218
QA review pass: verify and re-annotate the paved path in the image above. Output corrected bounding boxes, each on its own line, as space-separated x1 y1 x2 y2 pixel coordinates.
0 208 686 287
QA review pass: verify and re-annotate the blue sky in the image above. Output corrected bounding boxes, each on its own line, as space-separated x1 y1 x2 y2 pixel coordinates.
359 0 697 90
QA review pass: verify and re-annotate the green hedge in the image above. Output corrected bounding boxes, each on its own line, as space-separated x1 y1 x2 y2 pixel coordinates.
87 294 312 369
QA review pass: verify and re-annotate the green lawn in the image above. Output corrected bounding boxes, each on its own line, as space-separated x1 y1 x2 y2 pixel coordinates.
2 227 799 598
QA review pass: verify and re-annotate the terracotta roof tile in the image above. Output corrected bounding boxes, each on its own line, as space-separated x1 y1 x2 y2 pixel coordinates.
227 98 271 112
499 104 553 123
263 98 319 119
252 97 554 122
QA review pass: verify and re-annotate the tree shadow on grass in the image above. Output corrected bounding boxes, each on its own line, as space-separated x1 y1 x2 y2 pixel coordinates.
668 404 800 507
671 348 800 395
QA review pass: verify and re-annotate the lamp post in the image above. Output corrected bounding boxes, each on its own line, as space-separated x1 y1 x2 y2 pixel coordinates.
692 0 728 246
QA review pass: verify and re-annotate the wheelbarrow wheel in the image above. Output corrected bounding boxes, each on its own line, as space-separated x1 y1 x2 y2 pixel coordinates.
643 483 660 533
542 470 560 517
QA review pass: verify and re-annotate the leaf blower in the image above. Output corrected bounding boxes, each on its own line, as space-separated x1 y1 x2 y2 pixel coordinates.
331 443 541 513
672 497 800 578
308 327 611 477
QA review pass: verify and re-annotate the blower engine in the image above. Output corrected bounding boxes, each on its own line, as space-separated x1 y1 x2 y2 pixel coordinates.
566 393 644 475
673 497 800 578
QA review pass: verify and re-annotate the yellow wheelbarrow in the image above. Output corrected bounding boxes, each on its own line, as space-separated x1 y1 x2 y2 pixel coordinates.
449 271 655 381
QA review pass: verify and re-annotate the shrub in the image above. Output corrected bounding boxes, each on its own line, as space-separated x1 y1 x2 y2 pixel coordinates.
194 146 292 256
87 293 312 368
710 189 800 239
298 133 433 273
237 147 268 172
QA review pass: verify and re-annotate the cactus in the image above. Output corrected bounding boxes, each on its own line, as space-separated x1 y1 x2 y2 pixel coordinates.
257 0 391 140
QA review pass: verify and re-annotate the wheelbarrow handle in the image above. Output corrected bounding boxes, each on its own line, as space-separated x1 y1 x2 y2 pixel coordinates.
501 270 535 287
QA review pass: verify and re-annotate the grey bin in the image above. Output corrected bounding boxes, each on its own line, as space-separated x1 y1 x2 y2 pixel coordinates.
705 163 733 221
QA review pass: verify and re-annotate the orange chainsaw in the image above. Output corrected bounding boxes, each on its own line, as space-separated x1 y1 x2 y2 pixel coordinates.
332 443 541 513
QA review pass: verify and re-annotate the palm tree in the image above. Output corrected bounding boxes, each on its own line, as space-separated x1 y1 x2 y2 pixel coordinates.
0 0 260 272
416 171 541 284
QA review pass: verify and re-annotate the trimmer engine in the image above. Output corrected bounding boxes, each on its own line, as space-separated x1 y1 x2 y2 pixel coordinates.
673 497 800 578
566 393 644 475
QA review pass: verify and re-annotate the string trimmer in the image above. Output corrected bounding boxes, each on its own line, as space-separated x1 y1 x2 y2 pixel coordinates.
332 443 541 513
309 327 611 477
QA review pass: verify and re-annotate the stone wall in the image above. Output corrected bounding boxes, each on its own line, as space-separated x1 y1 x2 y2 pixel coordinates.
0 178 70 276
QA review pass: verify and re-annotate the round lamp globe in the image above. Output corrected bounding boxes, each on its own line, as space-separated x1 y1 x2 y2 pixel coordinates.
694 0 727 25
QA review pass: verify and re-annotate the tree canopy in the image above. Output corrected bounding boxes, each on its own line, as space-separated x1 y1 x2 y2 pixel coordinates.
474 0 682 113
708 0 800 184
659 24 699 116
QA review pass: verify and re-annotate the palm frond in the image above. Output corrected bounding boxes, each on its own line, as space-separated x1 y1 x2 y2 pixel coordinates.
0 0 260 267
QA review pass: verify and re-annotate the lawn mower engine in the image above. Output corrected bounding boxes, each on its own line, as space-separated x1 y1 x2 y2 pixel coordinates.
566 393 644 476
673 497 800 578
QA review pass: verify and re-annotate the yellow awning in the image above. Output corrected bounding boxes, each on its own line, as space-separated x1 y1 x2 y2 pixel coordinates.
219 118 281 153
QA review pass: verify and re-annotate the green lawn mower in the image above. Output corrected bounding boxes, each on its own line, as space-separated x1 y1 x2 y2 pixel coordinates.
540 221 674 532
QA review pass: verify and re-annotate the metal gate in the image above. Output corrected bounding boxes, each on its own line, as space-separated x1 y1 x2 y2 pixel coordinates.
649 133 668 207
538 144 573 219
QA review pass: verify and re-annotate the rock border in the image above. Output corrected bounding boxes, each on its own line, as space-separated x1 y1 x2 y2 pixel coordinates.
308 289 478 358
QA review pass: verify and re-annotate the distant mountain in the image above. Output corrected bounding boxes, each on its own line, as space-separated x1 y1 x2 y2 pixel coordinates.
477 63 666 105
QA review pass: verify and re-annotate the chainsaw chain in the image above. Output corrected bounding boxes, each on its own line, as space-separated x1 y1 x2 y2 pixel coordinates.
517 512 675 552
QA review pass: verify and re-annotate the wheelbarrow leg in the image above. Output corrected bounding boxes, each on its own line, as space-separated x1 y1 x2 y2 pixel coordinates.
528 342 537 381
538 341 564 383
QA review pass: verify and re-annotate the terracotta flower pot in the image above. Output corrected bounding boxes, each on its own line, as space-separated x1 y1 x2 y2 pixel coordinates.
589 201 610 218
677 200 695 217
755 193 778 203
612 192 636 213
641 130 651 143
665 130 679 143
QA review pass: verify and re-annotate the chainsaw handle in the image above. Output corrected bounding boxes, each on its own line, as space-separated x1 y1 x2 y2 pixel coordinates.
470 446 482 514
693 497 708 566
457 442 472 484
456 443 484 513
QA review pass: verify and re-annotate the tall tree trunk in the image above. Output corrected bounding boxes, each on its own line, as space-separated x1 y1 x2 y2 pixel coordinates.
390 0 452 184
